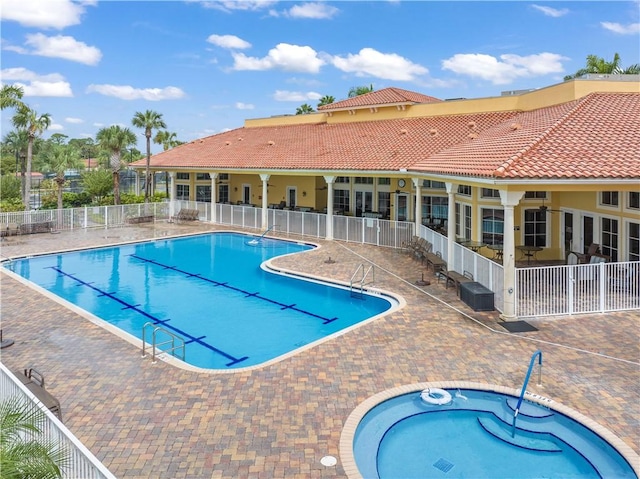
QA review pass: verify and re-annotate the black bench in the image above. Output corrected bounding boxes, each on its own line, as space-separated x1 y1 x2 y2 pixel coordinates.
20 221 53 234
13 367 62 420
126 215 155 224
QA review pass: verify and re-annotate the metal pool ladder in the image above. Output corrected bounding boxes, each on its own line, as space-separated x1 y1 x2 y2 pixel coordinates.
142 322 185 363
350 263 374 298
512 350 543 437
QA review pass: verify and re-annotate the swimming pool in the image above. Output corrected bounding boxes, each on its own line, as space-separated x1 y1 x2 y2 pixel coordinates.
3 232 396 370
343 383 639 479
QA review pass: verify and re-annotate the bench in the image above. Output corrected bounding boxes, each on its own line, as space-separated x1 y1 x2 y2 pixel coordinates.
439 270 475 296
171 209 199 223
19 221 53 234
13 367 62 420
424 251 445 273
126 215 154 224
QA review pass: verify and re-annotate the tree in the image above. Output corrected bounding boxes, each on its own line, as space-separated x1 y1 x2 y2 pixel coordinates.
348 84 374 98
81 169 113 203
96 125 136 205
0 84 25 111
295 104 315 115
132 110 166 203
0 396 70 478
153 130 183 197
317 95 335 108
11 106 52 210
564 53 640 80
42 145 83 211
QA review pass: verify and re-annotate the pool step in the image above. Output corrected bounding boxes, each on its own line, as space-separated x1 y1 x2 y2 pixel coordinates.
477 416 562 453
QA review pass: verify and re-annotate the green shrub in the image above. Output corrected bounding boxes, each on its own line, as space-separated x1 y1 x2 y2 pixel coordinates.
0 198 26 212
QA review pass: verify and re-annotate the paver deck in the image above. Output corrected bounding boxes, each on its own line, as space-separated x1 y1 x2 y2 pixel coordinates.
1 223 638 478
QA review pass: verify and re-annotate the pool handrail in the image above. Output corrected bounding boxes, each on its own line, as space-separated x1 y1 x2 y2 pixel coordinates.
512 349 543 437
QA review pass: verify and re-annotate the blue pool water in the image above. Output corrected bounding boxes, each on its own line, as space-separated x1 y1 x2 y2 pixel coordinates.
4 232 394 369
353 388 637 479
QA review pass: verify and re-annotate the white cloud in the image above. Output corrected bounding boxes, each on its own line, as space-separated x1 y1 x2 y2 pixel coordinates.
286 2 339 19
531 5 569 17
197 1 278 12
235 102 255 110
48 123 64 131
273 90 322 102
23 33 102 65
0 0 90 29
86 84 186 101
65 117 84 124
232 43 325 73
331 48 428 82
441 52 567 85
1 68 73 97
207 34 251 49
601 22 640 35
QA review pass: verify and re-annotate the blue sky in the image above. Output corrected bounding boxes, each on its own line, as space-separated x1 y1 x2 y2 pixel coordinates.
1 0 639 153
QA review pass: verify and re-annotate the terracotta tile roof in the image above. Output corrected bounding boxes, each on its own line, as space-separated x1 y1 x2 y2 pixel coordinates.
140 112 516 172
317 87 442 111
135 91 640 181
412 92 640 179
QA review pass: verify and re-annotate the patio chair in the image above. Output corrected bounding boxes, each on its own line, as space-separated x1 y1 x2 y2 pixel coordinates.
573 243 600 264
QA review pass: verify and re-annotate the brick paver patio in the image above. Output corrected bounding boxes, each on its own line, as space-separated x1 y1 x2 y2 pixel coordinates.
1 222 638 478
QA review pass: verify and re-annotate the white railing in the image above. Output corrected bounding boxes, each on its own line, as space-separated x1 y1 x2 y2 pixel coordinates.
515 261 640 317
0 363 117 479
4 201 639 318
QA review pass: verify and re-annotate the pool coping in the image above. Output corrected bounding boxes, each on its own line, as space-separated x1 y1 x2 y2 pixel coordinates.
0 230 406 375
338 381 640 479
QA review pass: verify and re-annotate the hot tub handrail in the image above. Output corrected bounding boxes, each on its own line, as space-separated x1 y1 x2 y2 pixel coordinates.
512 350 543 437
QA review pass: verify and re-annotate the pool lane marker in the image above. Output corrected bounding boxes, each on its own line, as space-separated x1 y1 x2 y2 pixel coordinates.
128 254 339 324
48 266 249 367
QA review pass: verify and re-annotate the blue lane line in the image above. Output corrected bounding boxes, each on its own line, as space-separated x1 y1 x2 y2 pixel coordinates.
128 254 339 325
48 267 249 367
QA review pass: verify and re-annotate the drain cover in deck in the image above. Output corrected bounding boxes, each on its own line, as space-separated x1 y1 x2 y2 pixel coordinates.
500 320 538 333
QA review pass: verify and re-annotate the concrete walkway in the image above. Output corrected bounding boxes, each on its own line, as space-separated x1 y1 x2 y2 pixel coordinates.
1 223 638 478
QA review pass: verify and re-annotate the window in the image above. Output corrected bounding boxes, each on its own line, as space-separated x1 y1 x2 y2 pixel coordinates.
601 217 619 262
196 185 211 202
523 209 547 247
481 188 500 198
196 173 209 180
482 208 504 245
601 191 619 207
354 177 374 184
420 196 448 220
422 180 445 189
629 222 640 262
628 191 639 210
334 189 350 213
218 184 229 203
336 176 350 184
176 172 189 180
457 185 471 196
524 191 547 199
377 191 390 218
176 184 189 200
219 173 229 181
378 178 391 186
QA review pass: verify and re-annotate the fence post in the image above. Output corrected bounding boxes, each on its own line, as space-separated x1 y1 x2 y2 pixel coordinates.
104 206 108 229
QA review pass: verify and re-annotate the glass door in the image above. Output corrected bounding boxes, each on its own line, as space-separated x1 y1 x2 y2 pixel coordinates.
355 190 373 217
582 214 595 254
396 193 409 222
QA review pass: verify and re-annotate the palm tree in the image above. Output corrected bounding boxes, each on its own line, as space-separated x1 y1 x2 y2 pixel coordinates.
132 110 167 202
12 106 52 209
153 130 183 197
564 53 639 80
96 125 136 205
0 84 25 110
43 145 83 212
317 95 335 108
0 396 70 478
348 84 374 98
295 104 315 115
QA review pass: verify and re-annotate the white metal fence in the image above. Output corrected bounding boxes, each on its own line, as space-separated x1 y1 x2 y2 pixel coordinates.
0 363 117 479
3 201 639 317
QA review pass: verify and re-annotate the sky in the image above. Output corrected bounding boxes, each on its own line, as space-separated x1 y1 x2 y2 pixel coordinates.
1 0 639 153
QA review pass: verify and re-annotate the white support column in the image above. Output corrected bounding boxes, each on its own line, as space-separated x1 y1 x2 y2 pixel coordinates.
446 182 457 269
169 172 176 219
413 178 422 233
135 170 141 196
260 174 270 230
324 175 336 240
209 173 218 224
499 190 525 321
